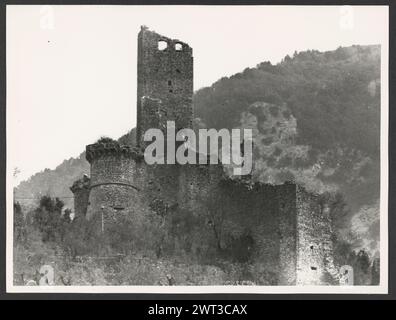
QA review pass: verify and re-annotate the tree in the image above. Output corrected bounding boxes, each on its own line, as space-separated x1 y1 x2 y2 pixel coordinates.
13 167 21 179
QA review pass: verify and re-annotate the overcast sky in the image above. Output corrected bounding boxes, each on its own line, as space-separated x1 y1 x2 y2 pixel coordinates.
7 5 388 184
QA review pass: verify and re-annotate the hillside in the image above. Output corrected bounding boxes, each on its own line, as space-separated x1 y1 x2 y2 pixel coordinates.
14 44 381 255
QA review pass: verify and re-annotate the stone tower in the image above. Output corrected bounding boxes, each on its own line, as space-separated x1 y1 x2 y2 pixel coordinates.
136 26 193 146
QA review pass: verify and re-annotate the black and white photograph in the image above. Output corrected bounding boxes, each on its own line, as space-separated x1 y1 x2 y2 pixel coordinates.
6 4 389 293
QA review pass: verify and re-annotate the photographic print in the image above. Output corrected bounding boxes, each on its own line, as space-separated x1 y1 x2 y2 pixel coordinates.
6 5 389 293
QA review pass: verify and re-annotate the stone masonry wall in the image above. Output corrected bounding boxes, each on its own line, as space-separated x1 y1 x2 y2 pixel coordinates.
180 178 294 284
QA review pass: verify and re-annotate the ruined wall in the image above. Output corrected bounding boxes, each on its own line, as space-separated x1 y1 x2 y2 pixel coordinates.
174 179 332 286
276 183 298 285
137 26 193 146
73 142 335 285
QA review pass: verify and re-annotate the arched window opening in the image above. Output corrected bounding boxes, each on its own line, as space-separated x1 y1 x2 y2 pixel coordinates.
158 40 168 51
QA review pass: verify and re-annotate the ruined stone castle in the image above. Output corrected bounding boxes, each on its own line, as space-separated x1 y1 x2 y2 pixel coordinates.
70 26 337 285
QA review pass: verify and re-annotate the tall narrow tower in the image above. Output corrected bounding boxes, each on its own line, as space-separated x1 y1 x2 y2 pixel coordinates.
136 26 193 146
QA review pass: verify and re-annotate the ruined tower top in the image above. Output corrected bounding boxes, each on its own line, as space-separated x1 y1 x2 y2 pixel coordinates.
136 26 194 146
